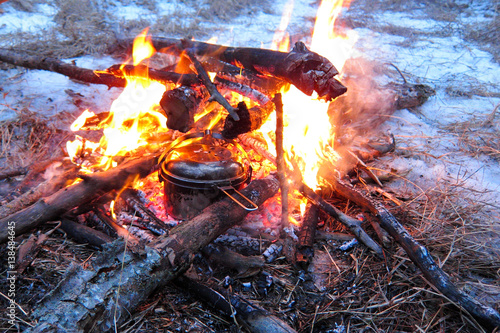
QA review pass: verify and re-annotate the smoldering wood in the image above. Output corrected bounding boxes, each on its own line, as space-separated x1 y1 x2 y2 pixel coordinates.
0 167 27 181
141 37 347 101
175 275 297 333
0 154 158 244
121 188 169 235
94 206 142 249
159 85 209 132
215 76 272 106
238 134 277 165
0 48 126 88
60 218 114 248
27 175 279 332
105 64 200 86
329 177 500 331
295 181 384 257
295 201 319 267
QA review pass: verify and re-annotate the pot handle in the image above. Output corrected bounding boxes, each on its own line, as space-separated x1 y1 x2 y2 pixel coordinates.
217 186 259 211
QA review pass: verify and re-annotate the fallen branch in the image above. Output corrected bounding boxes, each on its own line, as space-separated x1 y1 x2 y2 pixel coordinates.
27 175 279 332
0 154 158 244
0 48 126 88
330 177 500 331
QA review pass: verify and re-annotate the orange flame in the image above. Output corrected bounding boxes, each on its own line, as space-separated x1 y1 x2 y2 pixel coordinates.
67 29 168 171
132 28 156 66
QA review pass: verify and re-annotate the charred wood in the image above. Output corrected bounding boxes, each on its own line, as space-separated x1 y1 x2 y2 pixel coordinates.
140 37 346 101
330 177 500 331
0 154 158 244
175 275 296 333
0 167 27 181
0 48 126 88
105 64 200 86
295 201 319 268
183 46 240 121
60 218 114 248
27 175 279 332
202 57 285 93
121 188 169 235
159 85 209 132
295 181 383 257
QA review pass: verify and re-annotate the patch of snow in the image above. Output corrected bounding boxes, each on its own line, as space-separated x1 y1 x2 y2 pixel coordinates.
0 3 56 34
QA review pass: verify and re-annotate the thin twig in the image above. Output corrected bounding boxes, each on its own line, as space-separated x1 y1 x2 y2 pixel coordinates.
274 93 289 232
183 46 240 121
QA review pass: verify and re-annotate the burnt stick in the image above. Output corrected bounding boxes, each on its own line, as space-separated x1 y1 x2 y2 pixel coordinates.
121 188 169 236
183 46 240 121
0 48 126 88
60 218 114 248
131 37 347 101
274 93 290 231
105 64 200 86
295 201 319 267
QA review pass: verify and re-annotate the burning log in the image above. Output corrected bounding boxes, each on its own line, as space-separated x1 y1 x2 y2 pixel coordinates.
0 154 158 244
120 188 169 235
159 85 209 132
105 64 200 86
0 48 126 88
140 37 347 101
27 175 279 332
330 177 500 331
274 93 290 231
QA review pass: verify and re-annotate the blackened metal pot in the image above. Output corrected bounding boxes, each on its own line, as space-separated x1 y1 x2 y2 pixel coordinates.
159 130 257 220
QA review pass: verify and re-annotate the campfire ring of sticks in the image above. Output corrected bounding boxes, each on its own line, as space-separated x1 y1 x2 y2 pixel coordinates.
0 35 499 332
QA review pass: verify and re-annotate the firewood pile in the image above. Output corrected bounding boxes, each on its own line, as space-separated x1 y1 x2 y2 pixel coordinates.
0 36 499 333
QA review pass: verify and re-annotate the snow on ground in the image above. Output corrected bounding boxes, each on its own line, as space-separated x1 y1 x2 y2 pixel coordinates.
1 0 498 207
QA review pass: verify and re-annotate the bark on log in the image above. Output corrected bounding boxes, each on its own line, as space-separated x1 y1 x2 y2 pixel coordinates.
27 175 279 332
330 177 500 331
0 154 158 244
141 38 347 101
0 48 126 88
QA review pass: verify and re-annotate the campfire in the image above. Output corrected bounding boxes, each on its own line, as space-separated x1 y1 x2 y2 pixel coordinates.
1 0 499 331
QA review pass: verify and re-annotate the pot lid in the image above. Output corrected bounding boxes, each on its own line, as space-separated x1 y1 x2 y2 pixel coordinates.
162 144 246 182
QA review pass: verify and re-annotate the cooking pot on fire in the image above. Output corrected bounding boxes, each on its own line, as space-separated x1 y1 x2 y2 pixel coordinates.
159 130 258 220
